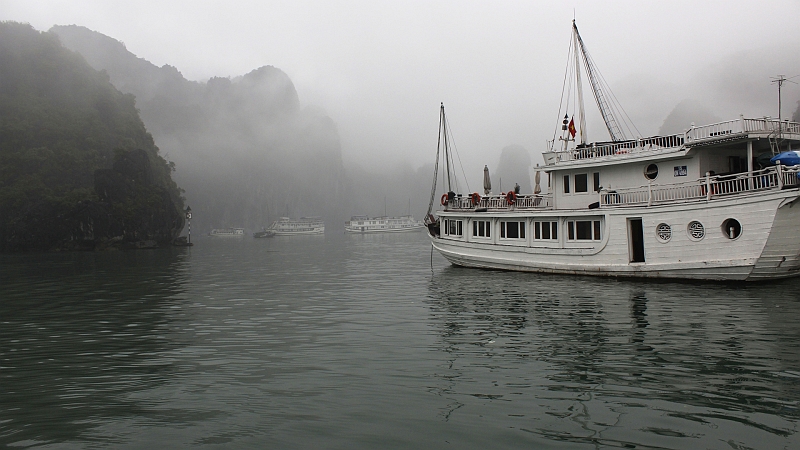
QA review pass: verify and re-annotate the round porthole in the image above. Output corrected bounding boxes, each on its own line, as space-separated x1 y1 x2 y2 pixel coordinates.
687 221 705 241
656 223 672 242
722 218 741 239
644 164 659 180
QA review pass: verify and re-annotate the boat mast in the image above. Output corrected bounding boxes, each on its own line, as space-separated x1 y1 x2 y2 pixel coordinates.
573 21 587 145
442 104 453 192
426 104 445 217
573 20 625 142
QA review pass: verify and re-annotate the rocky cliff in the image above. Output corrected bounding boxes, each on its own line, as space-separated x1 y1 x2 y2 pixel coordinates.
0 22 185 251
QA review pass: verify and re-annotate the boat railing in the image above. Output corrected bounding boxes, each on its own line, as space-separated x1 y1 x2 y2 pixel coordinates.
544 117 800 165
601 165 800 207
547 135 685 163
686 117 800 142
444 193 553 211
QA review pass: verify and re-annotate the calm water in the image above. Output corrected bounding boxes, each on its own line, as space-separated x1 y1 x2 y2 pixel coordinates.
1 232 799 449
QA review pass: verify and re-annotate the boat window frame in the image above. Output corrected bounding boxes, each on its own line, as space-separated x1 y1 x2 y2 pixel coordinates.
472 219 491 238
499 220 526 240
574 173 589 193
534 220 558 241
444 218 463 237
567 219 602 241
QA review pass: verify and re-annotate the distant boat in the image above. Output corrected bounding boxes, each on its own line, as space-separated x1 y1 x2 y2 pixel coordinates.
253 229 275 238
345 215 424 233
266 217 324 235
209 227 244 237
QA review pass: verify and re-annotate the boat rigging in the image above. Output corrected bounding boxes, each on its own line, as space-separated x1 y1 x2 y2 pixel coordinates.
555 20 640 150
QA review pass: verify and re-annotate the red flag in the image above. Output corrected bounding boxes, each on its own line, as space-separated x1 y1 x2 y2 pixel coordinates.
568 117 576 138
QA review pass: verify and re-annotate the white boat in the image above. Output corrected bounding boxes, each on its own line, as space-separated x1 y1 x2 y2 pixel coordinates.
266 217 324 235
425 21 800 282
209 227 244 237
345 215 425 233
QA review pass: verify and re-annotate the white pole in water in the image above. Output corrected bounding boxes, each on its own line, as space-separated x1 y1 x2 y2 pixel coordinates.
185 206 192 244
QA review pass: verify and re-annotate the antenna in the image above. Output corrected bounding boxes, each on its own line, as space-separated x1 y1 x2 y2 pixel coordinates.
771 75 798 124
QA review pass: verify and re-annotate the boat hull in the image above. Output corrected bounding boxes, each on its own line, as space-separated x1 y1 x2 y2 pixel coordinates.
272 229 324 236
430 191 800 281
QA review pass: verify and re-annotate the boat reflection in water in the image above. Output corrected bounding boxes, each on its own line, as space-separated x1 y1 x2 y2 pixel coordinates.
426 267 800 448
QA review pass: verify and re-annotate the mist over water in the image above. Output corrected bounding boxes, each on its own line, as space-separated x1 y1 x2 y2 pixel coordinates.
2 235 799 449
3 4 800 448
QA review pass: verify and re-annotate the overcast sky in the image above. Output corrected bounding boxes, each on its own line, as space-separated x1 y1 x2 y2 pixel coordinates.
3 0 800 176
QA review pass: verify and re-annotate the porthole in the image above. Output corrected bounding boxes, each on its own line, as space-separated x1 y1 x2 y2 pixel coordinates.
721 218 742 239
656 223 671 242
644 164 659 180
687 221 705 241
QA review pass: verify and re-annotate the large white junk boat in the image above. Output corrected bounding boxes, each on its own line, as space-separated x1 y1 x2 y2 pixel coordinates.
425 22 800 281
209 227 244 237
345 215 425 233
266 217 324 235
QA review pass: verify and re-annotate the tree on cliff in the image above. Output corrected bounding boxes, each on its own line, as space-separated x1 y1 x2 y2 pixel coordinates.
51 25 348 232
0 21 185 251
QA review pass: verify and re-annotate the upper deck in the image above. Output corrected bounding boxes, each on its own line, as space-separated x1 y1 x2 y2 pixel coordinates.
542 117 800 169
442 164 800 213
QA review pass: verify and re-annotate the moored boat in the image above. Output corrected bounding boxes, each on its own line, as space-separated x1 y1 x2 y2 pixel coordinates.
209 227 244 237
253 229 275 238
345 215 425 233
425 21 800 281
266 217 324 235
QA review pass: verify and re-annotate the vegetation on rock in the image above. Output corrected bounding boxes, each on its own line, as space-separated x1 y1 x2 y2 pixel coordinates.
0 22 185 251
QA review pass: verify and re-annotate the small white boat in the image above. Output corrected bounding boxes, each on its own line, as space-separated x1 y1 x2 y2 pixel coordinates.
266 217 324 235
209 227 244 237
345 215 425 233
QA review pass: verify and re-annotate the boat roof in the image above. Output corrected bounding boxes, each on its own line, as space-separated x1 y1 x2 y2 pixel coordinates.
542 117 800 171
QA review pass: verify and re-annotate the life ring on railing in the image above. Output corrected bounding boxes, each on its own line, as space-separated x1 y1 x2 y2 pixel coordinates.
506 191 517 205
470 192 481 205
440 193 449 206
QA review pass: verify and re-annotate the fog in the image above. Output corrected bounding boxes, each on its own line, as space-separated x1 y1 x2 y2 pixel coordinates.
3 0 800 230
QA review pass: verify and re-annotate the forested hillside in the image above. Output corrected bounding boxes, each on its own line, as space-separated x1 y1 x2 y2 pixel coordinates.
52 25 349 232
0 22 185 251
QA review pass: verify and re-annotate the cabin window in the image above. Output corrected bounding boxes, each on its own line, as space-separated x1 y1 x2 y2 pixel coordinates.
444 219 463 236
575 174 588 193
500 221 526 239
567 220 601 241
644 164 658 180
534 221 558 240
729 156 746 173
563 175 571 193
721 218 741 239
593 172 601 192
472 220 491 238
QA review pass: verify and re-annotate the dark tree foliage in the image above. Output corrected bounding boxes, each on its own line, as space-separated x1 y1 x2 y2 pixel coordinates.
0 22 185 251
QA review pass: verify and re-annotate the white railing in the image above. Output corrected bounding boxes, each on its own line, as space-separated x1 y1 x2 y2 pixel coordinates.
544 117 800 165
444 193 553 211
548 135 684 163
601 166 800 207
687 117 800 142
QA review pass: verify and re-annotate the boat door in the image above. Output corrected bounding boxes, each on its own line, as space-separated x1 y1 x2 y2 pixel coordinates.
628 218 645 263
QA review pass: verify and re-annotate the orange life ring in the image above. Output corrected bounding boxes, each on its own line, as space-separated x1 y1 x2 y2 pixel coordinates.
470 192 481 205
440 193 449 206
506 191 516 204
